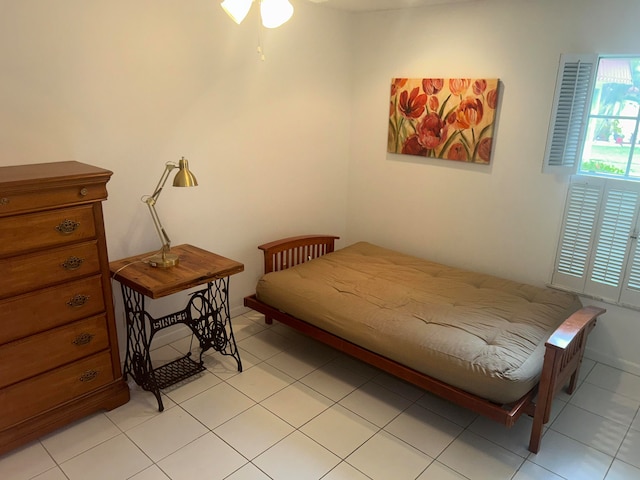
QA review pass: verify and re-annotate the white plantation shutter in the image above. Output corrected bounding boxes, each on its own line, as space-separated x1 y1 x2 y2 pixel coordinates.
552 176 640 306
552 178 603 292
542 54 597 174
621 237 640 306
585 181 640 301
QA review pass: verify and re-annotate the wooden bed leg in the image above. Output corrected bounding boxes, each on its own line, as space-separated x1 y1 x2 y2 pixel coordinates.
567 364 581 395
529 346 557 453
529 414 544 454
265 316 273 325
529 386 550 454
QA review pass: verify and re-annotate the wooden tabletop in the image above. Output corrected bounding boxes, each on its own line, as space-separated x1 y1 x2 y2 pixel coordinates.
109 244 244 299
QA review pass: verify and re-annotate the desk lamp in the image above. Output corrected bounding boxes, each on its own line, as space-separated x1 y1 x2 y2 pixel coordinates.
142 157 198 268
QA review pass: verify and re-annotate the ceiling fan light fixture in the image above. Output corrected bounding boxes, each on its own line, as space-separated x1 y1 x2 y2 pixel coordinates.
260 0 294 28
221 0 254 24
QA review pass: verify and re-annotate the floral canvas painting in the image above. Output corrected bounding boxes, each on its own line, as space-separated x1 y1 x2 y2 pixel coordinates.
388 78 499 164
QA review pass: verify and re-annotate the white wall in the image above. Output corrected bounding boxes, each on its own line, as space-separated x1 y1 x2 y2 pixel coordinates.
347 0 640 373
0 1 351 348
2 0 640 375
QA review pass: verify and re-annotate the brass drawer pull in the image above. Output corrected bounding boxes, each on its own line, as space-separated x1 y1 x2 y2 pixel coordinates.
62 256 84 270
73 333 95 346
0 197 8 206
67 294 90 307
79 188 88 197
79 370 99 382
55 219 80 235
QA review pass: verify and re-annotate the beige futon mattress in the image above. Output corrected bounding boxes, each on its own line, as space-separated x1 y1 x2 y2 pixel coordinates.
256 242 582 404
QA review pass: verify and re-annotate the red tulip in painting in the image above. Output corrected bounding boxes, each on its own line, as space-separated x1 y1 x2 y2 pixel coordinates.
388 77 499 164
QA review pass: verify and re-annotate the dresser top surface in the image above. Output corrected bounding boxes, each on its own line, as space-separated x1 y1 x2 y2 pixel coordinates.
0 161 112 189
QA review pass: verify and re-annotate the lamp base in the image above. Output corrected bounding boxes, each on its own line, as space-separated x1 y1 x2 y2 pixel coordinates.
148 252 179 268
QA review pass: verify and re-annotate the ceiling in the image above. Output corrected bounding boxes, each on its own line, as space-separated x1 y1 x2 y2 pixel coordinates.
306 0 479 12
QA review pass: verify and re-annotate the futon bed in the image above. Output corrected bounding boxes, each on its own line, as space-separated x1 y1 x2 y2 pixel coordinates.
243 235 605 453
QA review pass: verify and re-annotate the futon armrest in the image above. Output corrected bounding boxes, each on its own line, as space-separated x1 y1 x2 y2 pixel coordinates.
546 305 605 350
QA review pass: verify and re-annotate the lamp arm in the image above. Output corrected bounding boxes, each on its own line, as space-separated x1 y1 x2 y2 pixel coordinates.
149 162 177 202
142 162 178 255
147 202 172 253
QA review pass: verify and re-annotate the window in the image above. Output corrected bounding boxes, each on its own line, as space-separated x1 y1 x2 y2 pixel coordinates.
581 58 640 177
546 55 640 307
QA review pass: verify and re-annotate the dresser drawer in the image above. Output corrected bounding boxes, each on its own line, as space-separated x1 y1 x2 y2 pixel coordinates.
0 351 115 430
0 275 105 344
0 180 108 217
0 315 109 388
0 241 101 298
0 205 96 257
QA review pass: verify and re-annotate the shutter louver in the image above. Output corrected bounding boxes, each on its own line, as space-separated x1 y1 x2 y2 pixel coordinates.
543 54 597 174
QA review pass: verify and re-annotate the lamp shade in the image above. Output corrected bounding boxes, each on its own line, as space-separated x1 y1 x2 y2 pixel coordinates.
221 0 253 24
172 157 198 187
260 0 293 28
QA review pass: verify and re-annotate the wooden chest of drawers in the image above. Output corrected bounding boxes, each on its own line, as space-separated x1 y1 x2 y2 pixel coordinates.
0 161 129 454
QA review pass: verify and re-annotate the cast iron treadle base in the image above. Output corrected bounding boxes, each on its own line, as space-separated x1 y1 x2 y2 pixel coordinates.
153 355 205 390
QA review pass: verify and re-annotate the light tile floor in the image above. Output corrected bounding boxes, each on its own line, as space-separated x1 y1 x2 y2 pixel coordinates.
3 311 640 480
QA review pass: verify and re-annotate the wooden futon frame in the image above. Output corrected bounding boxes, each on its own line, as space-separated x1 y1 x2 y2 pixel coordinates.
243 235 606 453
